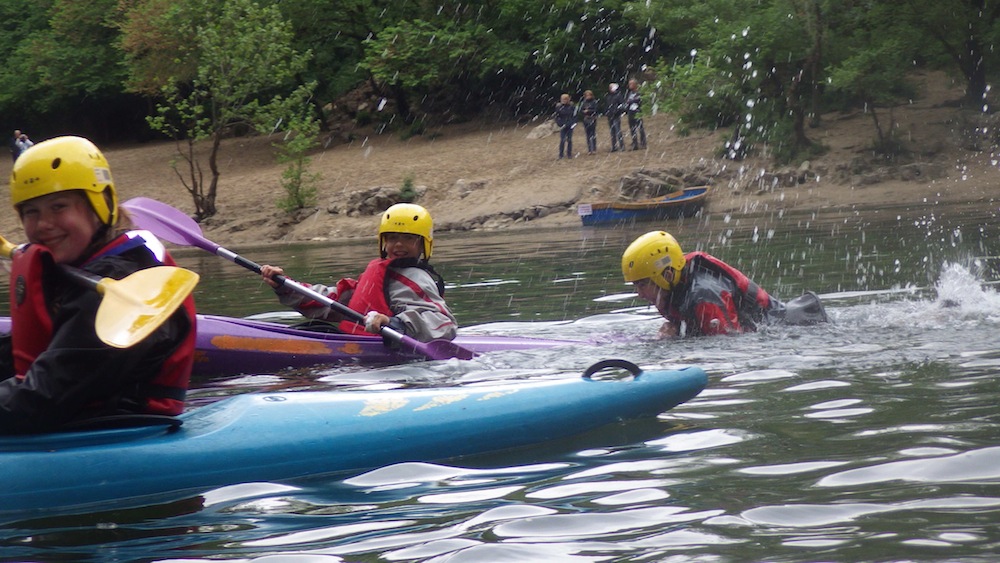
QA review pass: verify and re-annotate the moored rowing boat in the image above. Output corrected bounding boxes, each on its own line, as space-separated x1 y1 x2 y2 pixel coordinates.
577 186 710 226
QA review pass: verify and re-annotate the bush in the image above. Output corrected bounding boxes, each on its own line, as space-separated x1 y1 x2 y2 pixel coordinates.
275 117 321 214
398 175 417 202
399 119 426 140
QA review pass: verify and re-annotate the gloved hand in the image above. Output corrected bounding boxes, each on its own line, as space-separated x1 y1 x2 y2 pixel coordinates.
364 311 389 333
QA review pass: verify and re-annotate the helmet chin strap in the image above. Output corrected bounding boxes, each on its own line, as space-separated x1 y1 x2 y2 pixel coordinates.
654 287 672 316
662 267 677 287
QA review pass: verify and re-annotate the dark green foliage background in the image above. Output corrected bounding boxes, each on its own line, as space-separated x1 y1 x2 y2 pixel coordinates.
2 0 996 160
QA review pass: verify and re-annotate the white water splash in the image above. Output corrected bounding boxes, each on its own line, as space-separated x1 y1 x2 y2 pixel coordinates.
934 262 1000 319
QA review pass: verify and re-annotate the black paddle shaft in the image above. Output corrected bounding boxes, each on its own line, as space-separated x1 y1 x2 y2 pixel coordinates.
228 251 368 325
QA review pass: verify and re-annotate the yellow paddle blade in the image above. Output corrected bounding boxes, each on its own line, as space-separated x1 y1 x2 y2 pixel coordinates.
0 236 16 274
0 236 16 257
94 266 199 348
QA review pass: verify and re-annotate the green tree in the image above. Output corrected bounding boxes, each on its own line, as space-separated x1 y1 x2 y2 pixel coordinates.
0 0 142 138
115 0 202 96
276 0 379 105
824 2 919 155
356 0 660 120
28 0 126 104
362 19 523 122
894 0 1000 105
0 0 48 115
644 0 833 162
126 0 312 220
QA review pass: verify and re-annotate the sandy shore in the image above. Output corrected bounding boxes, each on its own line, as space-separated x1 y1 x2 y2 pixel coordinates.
1 71 997 248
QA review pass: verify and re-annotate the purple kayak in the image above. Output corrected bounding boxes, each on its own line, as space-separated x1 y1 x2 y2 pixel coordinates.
0 316 578 376
191 315 578 375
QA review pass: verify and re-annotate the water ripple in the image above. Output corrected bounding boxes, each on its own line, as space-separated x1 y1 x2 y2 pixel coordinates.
817 446 1000 487
741 496 1000 527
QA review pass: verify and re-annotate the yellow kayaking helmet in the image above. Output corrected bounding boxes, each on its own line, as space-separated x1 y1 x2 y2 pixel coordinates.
10 136 118 226
621 230 686 291
379 203 433 259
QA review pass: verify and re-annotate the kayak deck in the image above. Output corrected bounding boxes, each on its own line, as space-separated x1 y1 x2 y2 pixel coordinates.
0 365 707 516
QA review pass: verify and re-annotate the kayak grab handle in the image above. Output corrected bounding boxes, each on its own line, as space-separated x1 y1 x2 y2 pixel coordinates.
582 359 643 380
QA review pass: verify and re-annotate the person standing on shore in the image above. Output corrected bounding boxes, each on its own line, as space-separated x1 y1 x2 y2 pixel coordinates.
16 133 33 155
9 130 22 162
553 93 577 159
579 90 599 155
605 83 625 152
625 79 647 150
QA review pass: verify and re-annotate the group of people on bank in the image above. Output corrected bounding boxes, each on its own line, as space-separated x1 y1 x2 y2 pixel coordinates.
0 135 826 434
552 79 648 159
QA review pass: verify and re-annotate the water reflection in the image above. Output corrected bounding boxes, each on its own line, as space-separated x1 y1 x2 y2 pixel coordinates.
1 206 998 561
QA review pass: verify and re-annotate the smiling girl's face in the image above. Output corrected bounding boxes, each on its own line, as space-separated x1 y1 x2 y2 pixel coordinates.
19 191 100 264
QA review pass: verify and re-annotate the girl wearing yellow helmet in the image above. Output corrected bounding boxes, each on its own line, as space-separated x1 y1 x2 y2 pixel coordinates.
0 136 196 434
261 203 457 342
622 231 828 337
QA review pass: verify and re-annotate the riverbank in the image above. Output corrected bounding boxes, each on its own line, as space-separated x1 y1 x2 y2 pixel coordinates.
1 71 996 249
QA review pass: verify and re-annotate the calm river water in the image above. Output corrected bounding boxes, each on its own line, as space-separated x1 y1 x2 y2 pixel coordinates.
2 199 999 562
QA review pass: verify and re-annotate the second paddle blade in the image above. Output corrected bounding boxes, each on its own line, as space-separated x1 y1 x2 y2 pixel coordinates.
95 266 200 348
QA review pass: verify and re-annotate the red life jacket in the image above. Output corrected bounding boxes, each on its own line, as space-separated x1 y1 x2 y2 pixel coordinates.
9 243 52 379
8 232 196 415
670 252 778 336
338 258 439 336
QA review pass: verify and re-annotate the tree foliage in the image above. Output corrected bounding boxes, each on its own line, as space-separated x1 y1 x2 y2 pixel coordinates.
644 0 835 162
824 2 919 155
893 0 1000 104
116 0 202 96
274 106 321 215
131 0 312 219
1 0 140 137
4 0 1000 205
641 0 988 162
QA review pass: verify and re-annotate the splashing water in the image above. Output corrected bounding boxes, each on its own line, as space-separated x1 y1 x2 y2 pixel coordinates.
934 262 1000 319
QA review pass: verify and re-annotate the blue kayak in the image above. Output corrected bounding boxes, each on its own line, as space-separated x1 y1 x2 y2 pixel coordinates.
0 362 707 516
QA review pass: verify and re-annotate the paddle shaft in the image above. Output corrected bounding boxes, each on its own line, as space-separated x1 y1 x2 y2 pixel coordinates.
217 244 469 359
2 235 119 296
218 247 369 326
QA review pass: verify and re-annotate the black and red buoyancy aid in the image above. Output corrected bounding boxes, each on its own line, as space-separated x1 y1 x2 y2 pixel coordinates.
670 252 779 336
8 243 52 378
8 231 195 415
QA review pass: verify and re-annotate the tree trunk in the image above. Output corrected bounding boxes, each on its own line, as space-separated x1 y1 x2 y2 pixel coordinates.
807 0 824 128
392 84 413 124
867 100 885 149
963 37 988 105
203 133 222 219
786 69 812 152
